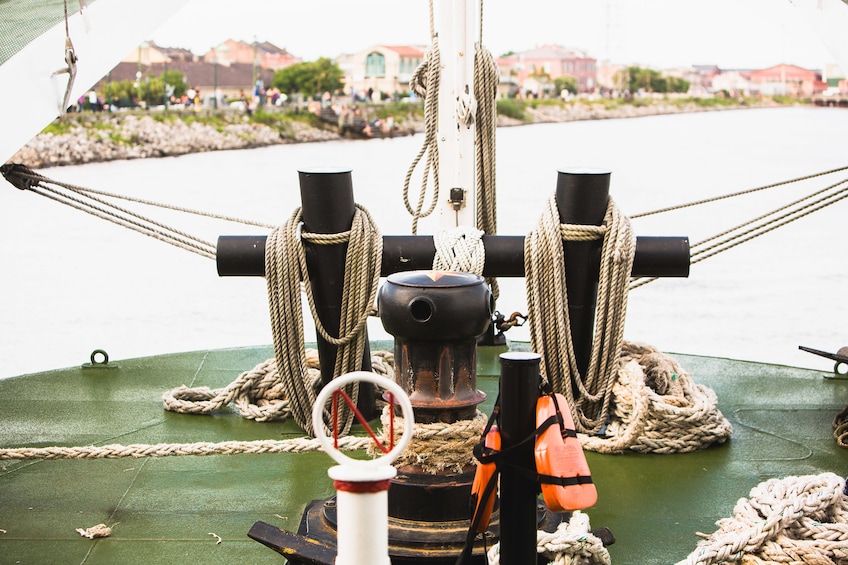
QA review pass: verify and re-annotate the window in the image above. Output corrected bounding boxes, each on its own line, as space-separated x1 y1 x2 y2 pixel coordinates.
365 52 386 78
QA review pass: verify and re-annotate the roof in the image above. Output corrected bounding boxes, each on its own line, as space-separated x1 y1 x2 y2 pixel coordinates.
97 61 275 90
381 45 425 58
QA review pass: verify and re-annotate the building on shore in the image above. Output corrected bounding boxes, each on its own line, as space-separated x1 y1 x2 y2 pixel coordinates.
497 45 598 96
335 45 425 100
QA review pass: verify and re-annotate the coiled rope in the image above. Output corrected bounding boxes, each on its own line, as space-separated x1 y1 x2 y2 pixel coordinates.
432 225 486 273
525 194 635 435
834 405 848 449
404 26 441 234
580 342 732 454
486 511 612 565
676 472 848 565
372 406 488 474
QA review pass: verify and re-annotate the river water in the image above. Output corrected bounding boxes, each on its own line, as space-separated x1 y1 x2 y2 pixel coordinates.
2 106 847 379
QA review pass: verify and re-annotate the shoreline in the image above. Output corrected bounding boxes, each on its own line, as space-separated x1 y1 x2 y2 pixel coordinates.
8 99 788 169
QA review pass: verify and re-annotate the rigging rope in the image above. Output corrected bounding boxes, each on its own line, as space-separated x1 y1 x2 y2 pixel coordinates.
630 169 848 289
403 34 441 234
403 0 500 253
0 163 272 260
525 195 635 435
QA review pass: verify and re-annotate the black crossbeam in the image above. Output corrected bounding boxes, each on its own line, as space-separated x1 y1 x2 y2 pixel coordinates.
216 233 689 278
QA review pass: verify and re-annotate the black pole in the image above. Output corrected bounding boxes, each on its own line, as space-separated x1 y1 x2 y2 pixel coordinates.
556 168 610 378
217 234 690 279
498 351 541 565
298 169 374 415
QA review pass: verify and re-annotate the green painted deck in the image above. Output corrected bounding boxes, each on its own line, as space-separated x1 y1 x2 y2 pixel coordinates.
1 343 846 565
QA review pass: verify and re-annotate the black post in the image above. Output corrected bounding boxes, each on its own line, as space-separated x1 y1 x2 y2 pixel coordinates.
498 351 541 565
298 169 374 415
555 168 610 378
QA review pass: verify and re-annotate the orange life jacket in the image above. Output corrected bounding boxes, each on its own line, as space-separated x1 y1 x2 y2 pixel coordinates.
534 392 597 511
469 424 500 533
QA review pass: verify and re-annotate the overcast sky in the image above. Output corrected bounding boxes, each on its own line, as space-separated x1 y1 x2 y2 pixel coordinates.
148 0 838 71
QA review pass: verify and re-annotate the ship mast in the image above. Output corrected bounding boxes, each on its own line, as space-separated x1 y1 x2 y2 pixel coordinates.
436 0 478 229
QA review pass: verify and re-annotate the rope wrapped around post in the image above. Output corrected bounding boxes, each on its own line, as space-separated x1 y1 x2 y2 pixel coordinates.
164 204 383 437
525 195 635 435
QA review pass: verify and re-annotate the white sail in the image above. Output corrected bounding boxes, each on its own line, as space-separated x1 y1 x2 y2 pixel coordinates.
0 0 190 165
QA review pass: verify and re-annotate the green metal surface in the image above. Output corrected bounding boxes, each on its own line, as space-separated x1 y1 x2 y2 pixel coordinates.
1 343 846 564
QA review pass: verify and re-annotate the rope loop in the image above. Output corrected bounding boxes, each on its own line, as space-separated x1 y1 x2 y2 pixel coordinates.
561 223 607 241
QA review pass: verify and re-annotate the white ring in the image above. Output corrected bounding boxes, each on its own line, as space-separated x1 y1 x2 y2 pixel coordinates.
312 371 414 469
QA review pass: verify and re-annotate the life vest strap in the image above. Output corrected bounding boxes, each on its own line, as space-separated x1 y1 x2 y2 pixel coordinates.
537 473 594 487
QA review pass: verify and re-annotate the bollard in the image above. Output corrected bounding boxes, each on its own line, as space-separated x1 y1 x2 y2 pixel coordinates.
498 351 543 564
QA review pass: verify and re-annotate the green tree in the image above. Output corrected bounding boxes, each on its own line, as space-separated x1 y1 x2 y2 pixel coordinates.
627 66 689 94
553 75 578 96
271 58 345 98
144 70 187 106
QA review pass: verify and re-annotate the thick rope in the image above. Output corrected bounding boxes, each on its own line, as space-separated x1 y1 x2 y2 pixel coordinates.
371 406 488 474
580 342 733 454
0 435 374 461
474 40 501 299
525 195 635 435
677 472 848 565
161 206 383 436
432 225 486 273
486 511 612 565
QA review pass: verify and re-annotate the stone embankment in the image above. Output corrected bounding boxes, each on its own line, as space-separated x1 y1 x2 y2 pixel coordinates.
9 100 779 169
10 114 341 168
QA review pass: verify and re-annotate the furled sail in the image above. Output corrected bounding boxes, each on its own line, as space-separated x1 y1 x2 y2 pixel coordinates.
0 0 189 165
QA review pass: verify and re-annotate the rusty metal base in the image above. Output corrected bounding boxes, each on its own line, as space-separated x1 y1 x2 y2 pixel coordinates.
249 496 571 564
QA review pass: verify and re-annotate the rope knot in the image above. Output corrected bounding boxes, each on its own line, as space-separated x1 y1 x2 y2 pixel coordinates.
432 225 485 274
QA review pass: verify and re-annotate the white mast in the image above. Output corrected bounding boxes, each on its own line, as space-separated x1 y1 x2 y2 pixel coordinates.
436 0 478 229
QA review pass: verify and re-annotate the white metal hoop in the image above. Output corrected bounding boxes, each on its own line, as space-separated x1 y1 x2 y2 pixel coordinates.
312 371 414 469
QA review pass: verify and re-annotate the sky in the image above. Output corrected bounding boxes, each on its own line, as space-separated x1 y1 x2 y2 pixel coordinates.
147 0 842 71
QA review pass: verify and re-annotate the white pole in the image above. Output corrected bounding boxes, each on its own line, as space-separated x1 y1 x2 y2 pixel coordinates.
312 372 415 565
330 465 396 565
437 0 478 229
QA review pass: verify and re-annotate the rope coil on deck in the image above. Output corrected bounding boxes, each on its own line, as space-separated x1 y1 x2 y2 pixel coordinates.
677 472 848 565
580 342 733 454
163 204 384 436
835 405 848 449
486 510 612 565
